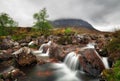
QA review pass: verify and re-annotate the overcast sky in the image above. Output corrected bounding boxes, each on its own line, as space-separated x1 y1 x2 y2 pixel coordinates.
0 0 120 31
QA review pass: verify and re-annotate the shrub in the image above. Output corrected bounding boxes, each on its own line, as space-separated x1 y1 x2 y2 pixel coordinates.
64 28 72 35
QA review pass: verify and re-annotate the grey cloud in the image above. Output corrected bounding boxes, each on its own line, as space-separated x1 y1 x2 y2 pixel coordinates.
0 0 120 31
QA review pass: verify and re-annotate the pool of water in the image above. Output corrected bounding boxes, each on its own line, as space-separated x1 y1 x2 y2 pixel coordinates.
18 63 99 81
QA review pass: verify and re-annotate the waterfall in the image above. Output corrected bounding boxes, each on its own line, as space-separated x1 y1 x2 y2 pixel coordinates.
86 43 110 69
64 52 79 71
102 57 109 69
86 42 95 48
28 41 34 46
80 42 96 51
32 41 51 55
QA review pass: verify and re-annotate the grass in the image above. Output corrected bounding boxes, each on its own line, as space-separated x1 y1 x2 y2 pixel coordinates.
103 60 120 81
102 29 120 81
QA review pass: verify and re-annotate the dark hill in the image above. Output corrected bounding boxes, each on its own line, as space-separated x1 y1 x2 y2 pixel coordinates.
51 19 96 30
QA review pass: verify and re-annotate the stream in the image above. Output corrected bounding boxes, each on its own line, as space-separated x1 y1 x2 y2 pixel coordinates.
18 63 99 81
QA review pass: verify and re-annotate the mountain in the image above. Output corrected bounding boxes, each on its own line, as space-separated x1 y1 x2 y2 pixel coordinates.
51 19 96 30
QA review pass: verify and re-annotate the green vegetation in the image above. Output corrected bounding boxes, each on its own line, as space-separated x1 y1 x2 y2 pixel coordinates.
102 30 120 81
57 35 72 45
64 28 73 35
0 13 18 36
106 30 120 61
103 60 120 81
33 8 52 35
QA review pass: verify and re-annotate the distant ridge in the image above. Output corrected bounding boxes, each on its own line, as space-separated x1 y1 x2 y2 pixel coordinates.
51 18 96 30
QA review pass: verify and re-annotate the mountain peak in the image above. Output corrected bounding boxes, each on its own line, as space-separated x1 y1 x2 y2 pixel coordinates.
52 18 96 30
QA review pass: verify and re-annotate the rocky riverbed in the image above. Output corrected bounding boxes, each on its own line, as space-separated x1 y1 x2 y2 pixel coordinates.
0 33 112 81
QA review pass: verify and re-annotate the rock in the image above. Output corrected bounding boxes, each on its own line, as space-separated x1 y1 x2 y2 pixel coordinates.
0 79 4 81
79 48 105 76
10 69 25 78
76 34 92 44
37 36 45 45
20 43 28 47
1 69 25 81
12 47 37 67
0 53 12 62
37 59 46 65
42 45 49 53
48 58 60 63
0 38 14 50
14 53 37 67
49 43 65 61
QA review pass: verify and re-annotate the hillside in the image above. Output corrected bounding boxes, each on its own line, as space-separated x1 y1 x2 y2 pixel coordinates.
51 18 97 30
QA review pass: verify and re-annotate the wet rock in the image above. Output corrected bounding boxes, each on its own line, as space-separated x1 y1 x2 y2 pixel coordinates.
42 45 49 53
48 58 60 63
12 47 37 67
98 48 108 57
37 59 46 65
79 48 105 76
1 69 25 81
49 43 65 61
14 53 37 67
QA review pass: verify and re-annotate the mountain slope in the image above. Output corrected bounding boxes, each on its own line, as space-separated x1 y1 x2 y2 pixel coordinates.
51 19 96 30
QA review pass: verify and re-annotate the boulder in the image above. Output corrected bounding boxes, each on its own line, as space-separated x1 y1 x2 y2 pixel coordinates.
14 53 37 67
0 38 14 50
78 48 105 76
49 43 65 61
1 69 25 81
0 53 13 62
12 47 37 67
76 34 92 44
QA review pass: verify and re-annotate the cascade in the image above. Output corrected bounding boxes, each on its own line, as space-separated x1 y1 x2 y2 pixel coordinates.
86 43 110 69
102 57 109 69
32 41 51 55
39 41 52 52
64 52 80 71
86 42 96 48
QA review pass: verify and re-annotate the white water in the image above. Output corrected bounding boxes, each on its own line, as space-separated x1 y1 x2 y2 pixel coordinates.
28 41 34 46
39 41 52 52
80 43 96 51
51 63 80 81
32 41 51 56
86 43 96 49
64 52 80 71
102 57 109 69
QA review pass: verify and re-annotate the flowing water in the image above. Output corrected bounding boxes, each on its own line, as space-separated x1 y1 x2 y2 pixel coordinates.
64 52 80 70
102 57 109 69
18 63 99 81
32 41 51 56
17 42 109 81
